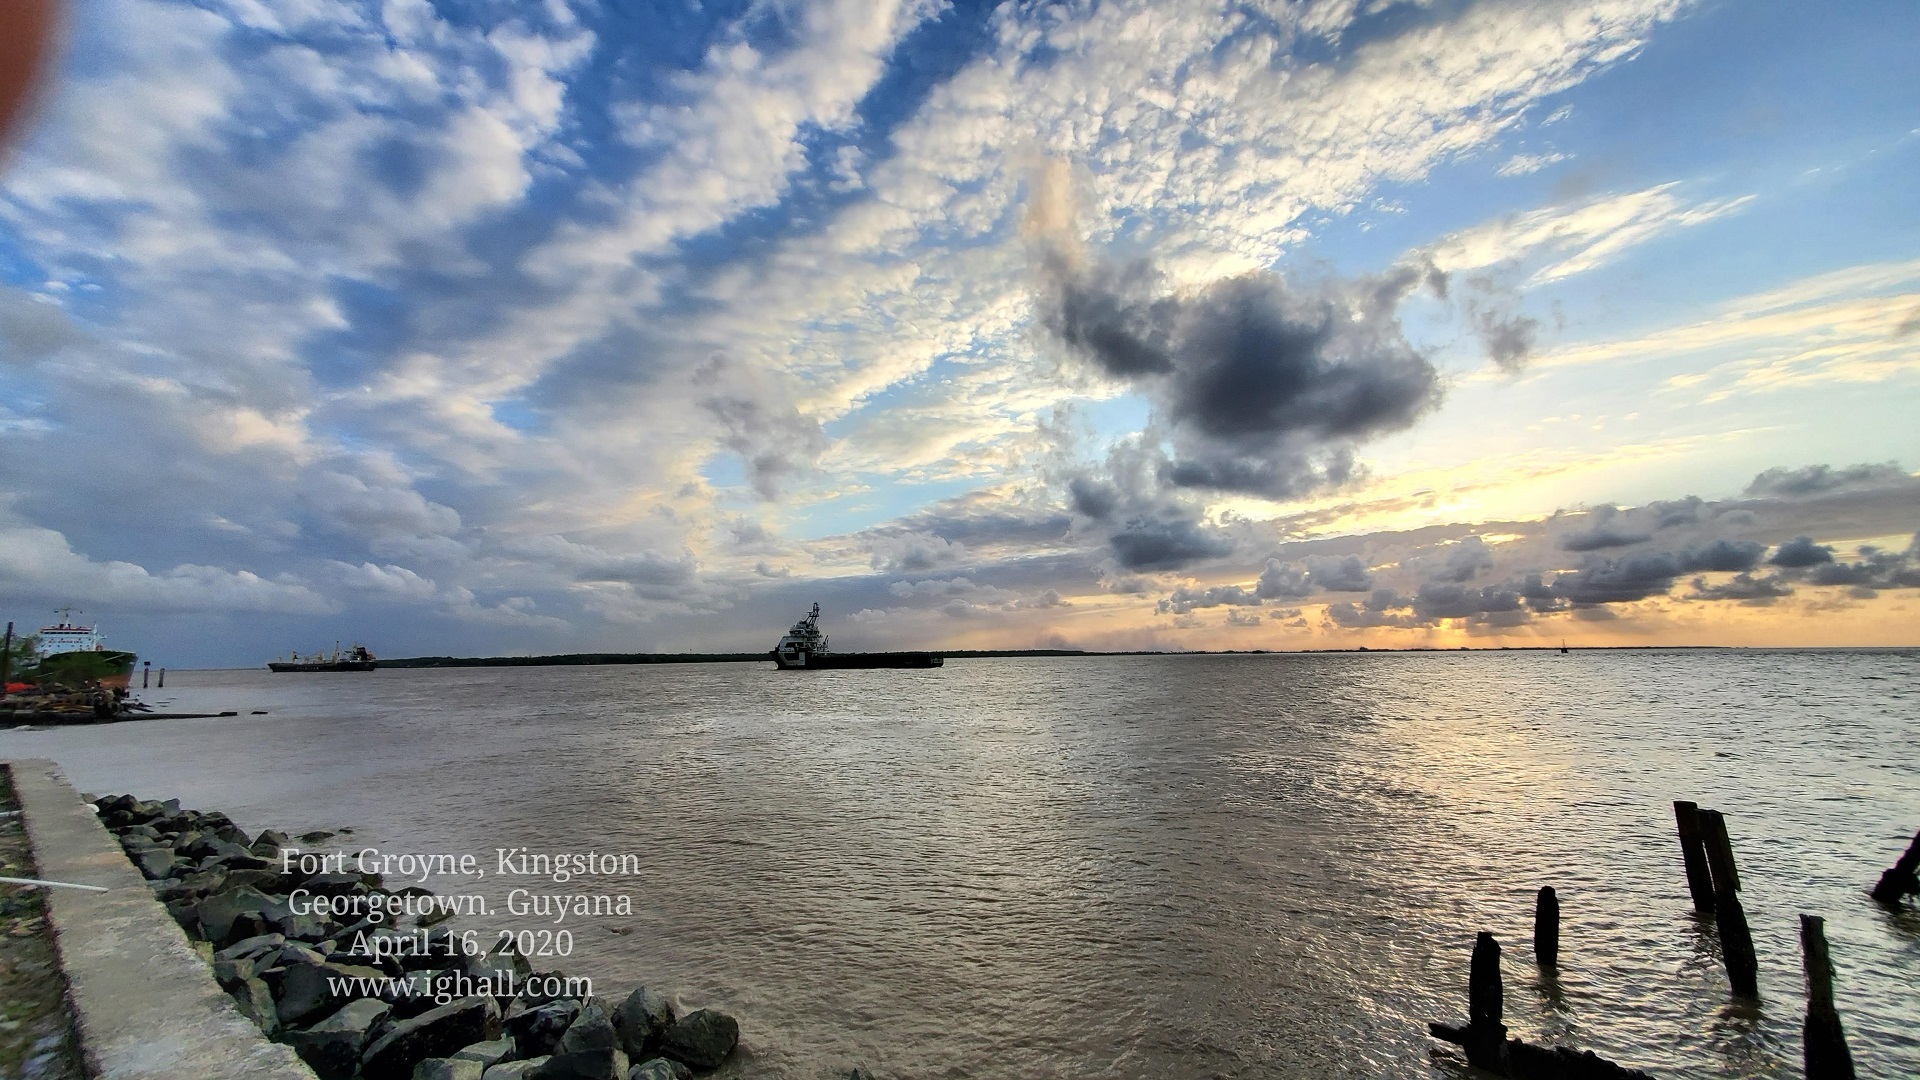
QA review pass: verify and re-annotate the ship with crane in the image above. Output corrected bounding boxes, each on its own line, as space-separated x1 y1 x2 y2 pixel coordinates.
770 603 942 670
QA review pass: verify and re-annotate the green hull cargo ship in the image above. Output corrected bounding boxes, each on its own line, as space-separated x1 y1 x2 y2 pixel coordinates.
35 610 137 688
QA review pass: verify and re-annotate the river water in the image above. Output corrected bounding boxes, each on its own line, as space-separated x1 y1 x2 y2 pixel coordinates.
3 650 1917 1078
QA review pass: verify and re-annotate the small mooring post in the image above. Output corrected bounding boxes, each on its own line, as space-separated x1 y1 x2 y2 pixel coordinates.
1869 830 1920 906
1533 886 1559 968
1699 809 1759 996
157 667 165 688
142 660 151 688
1673 800 1716 914
1799 915 1856 1080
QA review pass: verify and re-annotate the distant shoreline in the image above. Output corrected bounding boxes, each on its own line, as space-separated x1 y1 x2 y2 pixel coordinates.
375 644 1760 668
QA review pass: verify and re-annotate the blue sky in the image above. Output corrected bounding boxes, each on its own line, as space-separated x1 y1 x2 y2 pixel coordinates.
0 0 1916 665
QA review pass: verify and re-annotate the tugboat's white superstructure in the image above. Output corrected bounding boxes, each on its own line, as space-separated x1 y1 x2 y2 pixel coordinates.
770 603 942 670
774 603 829 668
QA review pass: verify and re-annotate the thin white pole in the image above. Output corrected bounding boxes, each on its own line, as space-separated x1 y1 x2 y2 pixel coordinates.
0 875 110 892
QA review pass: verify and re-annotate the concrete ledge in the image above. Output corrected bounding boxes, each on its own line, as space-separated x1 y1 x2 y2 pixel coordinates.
6 759 315 1079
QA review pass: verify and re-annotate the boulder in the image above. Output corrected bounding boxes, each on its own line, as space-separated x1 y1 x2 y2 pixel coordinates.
452 1038 516 1069
228 976 280 1037
530 999 626 1080
305 871 371 897
164 897 202 937
271 908 336 943
215 933 287 962
130 846 185 880
482 1060 550 1080
413 1059 484 1080
290 998 392 1080
273 958 386 1025
626 1060 692 1080
656 1011 737 1072
361 996 502 1080
198 886 290 946
212 956 255 988
156 867 230 903
504 999 581 1057
611 987 673 1062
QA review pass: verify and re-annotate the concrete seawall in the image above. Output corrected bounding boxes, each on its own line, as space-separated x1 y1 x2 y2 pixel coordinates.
6 758 314 1079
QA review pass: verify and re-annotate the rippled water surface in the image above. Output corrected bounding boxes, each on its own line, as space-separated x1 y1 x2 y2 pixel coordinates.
4 651 1918 1078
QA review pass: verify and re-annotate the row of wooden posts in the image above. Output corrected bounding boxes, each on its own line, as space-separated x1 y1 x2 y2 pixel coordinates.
1429 803 1920 1079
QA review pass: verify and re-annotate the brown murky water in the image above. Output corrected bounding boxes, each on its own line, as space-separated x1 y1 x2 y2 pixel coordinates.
3 650 1917 1078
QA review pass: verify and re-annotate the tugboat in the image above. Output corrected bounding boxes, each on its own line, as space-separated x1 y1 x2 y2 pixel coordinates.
770 604 942 670
268 643 377 672
34 609 137 688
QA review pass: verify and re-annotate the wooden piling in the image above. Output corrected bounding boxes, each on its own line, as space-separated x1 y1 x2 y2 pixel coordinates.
1465 931 1508 1070
1799 915 1856 1080
1533 887 1559 968
1673 800 1716 914
142 660 151 689
1869 829 1920 906
1699 809 1758 996
157 667 165 688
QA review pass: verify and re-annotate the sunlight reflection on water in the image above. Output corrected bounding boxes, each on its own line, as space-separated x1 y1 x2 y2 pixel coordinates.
3 650 1916 1078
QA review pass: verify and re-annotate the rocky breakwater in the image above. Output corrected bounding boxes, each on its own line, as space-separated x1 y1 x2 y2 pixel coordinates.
90 794 750 1080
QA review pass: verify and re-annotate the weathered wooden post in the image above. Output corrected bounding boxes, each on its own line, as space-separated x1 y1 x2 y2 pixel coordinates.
142 660 151 689
1466 931 1508 1071
1673 800 1716 914
157 667 165 688
1533 887 1559 968
1869 830 1920 906
1799 915 1856 1079
1699 809 1758 996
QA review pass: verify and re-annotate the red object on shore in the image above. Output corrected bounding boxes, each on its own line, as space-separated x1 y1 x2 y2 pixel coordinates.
4 682 32 693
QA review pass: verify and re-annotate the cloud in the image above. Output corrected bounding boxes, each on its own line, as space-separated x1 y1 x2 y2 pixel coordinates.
1768 535 1835 568
0 522 334 615
1032 173 1443 502
1424 182 1755 285
1305 553 1376 592
1158 584 1261 615
1689 572 1794 603
1108 514 1236 571
1558 506 1654 551
1745 462 1912 500
1543 540 1765 604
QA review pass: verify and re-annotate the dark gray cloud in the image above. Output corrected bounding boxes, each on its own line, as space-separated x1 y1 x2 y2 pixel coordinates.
1256 558 1312 599
1558 506 1653 551
1688 572 1793 603
1802 534 1920 590
1768 535 1834 568
1744 462 1910 500
1036 247 1442 501
1649 496 1704 528
1429 536 1494 582
1068 476 1120 520
1464 283 1540 374
1108 515 1237 571
1547 540 1764 604
1305 553 1375 591
693 354 828 501
1413 580 1527 621
1158 584 1261 615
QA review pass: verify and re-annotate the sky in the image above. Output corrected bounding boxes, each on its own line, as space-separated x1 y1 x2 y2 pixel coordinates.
0 0 1916 667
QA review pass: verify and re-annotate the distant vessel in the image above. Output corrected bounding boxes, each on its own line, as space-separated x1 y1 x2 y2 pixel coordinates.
35 609 137 688
771 604 943 670
269 643 377 672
